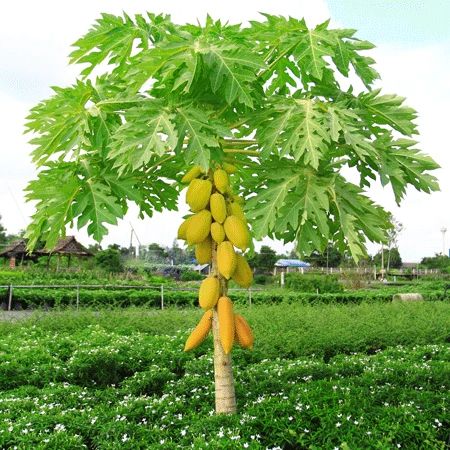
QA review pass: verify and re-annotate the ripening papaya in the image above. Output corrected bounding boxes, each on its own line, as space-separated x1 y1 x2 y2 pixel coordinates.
177 216 192 240
224 215 249 251
234 314 254 349
232 254 253 288
211 222 225 244
217 296 235 354
232 194 245 205
223 162 237 174
213 169 229 194
210 193 227 224
199 276 220 310
181 166 203 184
186 179 212 212
184 310 213 351
186 210 212 245
227 201 247 223
195 236 212 264
217 241 237 279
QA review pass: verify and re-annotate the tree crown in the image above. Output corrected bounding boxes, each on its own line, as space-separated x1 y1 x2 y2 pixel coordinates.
25 12 439 260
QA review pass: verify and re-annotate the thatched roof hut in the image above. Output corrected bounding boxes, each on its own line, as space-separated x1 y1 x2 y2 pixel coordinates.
0 239 29 259
36 236 92 257
0 236 92 268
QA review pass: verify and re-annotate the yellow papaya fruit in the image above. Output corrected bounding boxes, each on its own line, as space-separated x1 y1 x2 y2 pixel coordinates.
177 216 191 240
186 210 212 245
234 314 254 349
184 310 213 351
223 162 237 174
232 254 253 288
227 201 247 223
217 296 235 354
224 215 249 251
211 222 225 244
213 169 229 194
217 241 237 279
186 179 212 212
210 193 227 224
181 166 203 184
199 276 220 310
232 194 245 205
195 236 212 264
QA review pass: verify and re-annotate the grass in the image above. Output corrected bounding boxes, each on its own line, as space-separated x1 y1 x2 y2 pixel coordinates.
0 302 448 448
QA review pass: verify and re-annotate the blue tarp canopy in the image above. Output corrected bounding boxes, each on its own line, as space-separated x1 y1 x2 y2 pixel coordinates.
275 259 310 268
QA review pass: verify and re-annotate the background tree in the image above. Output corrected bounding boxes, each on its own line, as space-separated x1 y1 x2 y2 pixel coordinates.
247 245 278 273
24 12 439 413
146 243 169 263
95 247 124 273
304 244 342 268
373 247 402 269
386 214 403 271
420 254 450 270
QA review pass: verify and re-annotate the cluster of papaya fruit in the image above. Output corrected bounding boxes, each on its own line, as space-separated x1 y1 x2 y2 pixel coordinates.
178 163 254 354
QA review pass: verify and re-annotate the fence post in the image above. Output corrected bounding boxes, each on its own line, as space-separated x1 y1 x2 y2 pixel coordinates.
248 288 252 307
160 285 164 310
76 285 80 310
7 284 13 311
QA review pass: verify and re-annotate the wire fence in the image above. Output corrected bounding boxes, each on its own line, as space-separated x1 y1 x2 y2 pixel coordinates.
0 284 259 311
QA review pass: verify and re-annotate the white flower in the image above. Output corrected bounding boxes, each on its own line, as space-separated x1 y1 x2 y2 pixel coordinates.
181 430 187 436
336 422 342 428
54 424 66 433
122 434 129 443
243 444 249 449
217 430 224 438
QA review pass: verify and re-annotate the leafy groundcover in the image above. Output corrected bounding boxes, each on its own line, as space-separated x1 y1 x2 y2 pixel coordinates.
0 303 448 449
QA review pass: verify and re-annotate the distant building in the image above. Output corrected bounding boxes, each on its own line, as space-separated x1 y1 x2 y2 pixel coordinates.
193 264 210 275
274 259 310 274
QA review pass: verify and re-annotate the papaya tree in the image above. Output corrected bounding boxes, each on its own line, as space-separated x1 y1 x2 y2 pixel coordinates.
24 12 439 414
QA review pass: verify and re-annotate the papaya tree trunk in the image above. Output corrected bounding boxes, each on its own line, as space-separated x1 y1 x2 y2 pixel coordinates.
211 242 237 414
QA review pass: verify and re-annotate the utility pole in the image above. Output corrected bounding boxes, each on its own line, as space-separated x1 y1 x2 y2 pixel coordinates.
129 223 143 258
441 227 447 256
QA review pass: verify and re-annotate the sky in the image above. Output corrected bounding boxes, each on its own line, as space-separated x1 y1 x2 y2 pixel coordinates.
0 0 448 262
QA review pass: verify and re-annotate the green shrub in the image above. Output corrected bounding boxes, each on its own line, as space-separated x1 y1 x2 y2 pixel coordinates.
285 273 343 293
253 274 275 285
121 366 175 395
180 270 204 281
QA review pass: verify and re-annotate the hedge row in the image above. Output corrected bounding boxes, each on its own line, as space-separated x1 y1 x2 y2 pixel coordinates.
1 287 448 309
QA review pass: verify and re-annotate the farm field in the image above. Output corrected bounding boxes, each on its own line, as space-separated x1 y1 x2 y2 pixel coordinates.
0 302 449 449
1 268 449 310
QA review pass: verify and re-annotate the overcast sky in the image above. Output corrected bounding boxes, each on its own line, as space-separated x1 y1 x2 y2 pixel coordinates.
0 0 449 261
